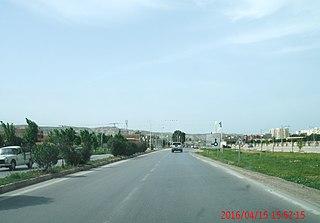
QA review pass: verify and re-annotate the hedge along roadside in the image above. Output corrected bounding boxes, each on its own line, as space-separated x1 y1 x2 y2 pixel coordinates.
0 150 156 195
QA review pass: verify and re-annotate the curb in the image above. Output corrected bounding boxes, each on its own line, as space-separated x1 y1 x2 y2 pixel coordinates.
0 150 156 195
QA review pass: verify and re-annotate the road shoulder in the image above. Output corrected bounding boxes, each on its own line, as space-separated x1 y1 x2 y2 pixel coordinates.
190 151 320 208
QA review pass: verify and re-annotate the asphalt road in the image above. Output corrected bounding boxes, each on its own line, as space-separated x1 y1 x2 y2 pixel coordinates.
0 149 319 223
0 154 113 178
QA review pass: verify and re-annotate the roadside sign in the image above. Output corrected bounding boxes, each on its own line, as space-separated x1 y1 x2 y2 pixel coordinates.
212 133 221 148
206 133 221 149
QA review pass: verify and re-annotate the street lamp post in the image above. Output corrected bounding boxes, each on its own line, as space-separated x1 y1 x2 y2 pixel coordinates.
272 137 275 153
236 137 242 164
260 134 263 152
220 123 223 154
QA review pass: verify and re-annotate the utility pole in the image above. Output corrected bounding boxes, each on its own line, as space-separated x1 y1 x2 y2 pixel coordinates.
125 120 128 133
237 137 241 164
220 121 223 153
272 137 275 153
259 130 264 158
149 121 152 150
260 130 263 152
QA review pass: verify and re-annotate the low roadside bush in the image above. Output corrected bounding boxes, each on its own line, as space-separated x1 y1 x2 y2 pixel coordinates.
33 142 59 170
107 134 147 156
75 146 92 164
136 142 147 153
107 135 127 156
64 148 81 166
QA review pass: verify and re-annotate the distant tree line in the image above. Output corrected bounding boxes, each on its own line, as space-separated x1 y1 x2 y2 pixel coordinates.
0 119 147 171
226 134 320 145
107 132 147 156
172 130 186 143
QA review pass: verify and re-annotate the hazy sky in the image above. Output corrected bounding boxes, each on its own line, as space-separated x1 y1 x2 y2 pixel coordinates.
1 0 319 134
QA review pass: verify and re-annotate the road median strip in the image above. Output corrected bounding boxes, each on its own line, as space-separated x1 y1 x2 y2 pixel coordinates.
0 150 156 194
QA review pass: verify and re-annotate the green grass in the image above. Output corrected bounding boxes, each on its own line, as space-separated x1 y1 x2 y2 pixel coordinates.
199 149 320 190
0 171 43 186
0 156 118 187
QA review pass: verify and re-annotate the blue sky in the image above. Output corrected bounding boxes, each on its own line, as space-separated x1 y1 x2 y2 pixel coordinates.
1 0 319 134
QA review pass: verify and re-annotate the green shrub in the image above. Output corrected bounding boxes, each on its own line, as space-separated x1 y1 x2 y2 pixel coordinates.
33 142 59 170
107 135 127 156
107 134 147 156
136 142 147 153
75 146 92 164
64 149 81 165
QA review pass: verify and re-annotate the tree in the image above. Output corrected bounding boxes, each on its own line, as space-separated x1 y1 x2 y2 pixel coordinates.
0 121 22 146
297 139 304 151
96 133 106 148
79 130 97 164
91 133 99 150
0 134 4 147
104 135 113 144
64 128 78 146
23 118 39 151
172 130 186 143
125 141 136 156
48 128 80 165
107 134 127 156
80 130 92 149
33 142 59 171
264 139 270 146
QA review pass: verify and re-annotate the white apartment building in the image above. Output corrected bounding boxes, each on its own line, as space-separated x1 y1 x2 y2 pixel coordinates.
271 127 289 139
296 127 320 136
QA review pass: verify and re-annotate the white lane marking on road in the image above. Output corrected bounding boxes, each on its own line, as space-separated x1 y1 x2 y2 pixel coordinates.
152 151 168 169
141 173 150 182
121 186 140 204
141 151 169 181
225 170 244 179
0 178 68 201
99 159 129 169
110 151 170 219
71 170 93 177
266 189 320 216
138 154 147 158
109 185 141 221
194 156 244 179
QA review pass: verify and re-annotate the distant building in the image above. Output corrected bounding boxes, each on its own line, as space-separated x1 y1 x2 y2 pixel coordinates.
263 133 272 139
0 127 46 142
124 134 141 143
296 127 320 136
271 127 289 139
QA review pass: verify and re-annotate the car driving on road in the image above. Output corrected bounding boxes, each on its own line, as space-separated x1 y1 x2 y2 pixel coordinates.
171 142 183 153
0 146 33 171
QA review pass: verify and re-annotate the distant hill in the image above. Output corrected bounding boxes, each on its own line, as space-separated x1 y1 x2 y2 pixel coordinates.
0 125 242 146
